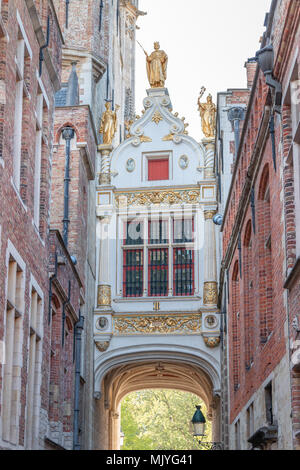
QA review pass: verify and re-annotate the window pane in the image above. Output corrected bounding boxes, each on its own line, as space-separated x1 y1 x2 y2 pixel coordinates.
173 248 194 296
149 220 168 244
148 249 168 297
123 250 143 297
125 221 143 245
173 219 193 243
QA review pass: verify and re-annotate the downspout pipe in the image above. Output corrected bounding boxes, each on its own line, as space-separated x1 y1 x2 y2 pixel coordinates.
73 313 84 450
66 0 70 28
62 280 71 346
48 251 58 324
227 107 245 161
62 128 74 247
39 15 50 76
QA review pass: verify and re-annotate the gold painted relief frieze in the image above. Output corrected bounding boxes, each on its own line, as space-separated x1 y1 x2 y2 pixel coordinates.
113 313 202 336
115 189 201 207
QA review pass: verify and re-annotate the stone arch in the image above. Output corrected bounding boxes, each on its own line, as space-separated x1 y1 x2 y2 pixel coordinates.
257 163 273 341
94 346 221 450
258 163 270 200
55 122 81 144
243 219 252 247
243 220 254 368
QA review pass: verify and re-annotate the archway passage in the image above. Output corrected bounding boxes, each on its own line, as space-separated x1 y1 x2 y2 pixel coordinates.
95 360 221 450
121 389 212 451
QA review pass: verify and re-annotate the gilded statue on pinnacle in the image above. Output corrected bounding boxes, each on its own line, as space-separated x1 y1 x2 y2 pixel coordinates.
99 102 120 145
198 87 217 139
138 41 168 88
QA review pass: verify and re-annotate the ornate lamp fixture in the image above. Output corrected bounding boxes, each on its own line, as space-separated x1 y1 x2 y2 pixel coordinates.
120 428 125 448
190 405 223 451
191 405 206 440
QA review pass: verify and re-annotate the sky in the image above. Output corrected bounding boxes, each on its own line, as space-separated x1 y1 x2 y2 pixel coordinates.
135 0 271 139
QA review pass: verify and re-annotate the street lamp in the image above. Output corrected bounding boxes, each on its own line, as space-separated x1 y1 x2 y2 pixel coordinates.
191 405 206 440
190 405 223 451
120 429 125 448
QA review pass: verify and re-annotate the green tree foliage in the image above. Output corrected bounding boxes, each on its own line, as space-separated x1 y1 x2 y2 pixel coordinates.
121 389 211 450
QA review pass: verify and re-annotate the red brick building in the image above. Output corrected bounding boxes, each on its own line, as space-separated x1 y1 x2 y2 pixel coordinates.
0 0 63 449
0 0 141 450
218 0 300 450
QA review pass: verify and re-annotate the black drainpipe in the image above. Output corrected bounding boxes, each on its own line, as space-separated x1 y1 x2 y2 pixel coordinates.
48 251 58 324
62 128 74 247
73 313 84 450
99 0 104 32
66 0 70 28
62 280 71 346
39 15 50 76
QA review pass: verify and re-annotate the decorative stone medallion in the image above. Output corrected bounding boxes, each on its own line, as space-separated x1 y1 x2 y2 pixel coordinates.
179 155 189 170
96 317 109 331
126 158 135 172
204 315 219 330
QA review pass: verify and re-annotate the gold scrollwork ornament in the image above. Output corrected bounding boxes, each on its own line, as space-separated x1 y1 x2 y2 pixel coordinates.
203 282 218 305
97 285 111 307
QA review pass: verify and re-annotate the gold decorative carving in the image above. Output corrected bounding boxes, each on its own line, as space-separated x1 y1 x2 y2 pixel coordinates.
99 102 120 145
204 210 216 221
139 135 152 143
197 87 216 139
203 282 218 305
143 41 168 88
115 189 201 207
204 337 221 349
99 173 111 185
113 313 202 336
152 111 163 125
97 285 111 307
162 133 174 142
95 341 110 352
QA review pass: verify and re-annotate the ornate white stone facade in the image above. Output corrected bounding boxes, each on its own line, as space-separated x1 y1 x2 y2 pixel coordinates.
94 87 221 449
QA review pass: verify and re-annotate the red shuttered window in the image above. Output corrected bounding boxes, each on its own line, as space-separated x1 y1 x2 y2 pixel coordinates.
148 158 169 181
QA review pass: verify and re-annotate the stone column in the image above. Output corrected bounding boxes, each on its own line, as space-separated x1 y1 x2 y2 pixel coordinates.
210 395 221 444
98 144 113 185
202 139 215 179
203 209 218 306
97 216 112 309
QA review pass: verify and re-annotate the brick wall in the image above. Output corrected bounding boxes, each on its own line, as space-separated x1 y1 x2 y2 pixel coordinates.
0 0 62 449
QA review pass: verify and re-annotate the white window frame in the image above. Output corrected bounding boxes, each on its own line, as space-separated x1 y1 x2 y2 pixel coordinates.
2 241 26 445
120 212 197 298
13 13 32 192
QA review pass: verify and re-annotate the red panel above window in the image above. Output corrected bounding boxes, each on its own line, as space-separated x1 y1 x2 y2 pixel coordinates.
148 158 169 181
